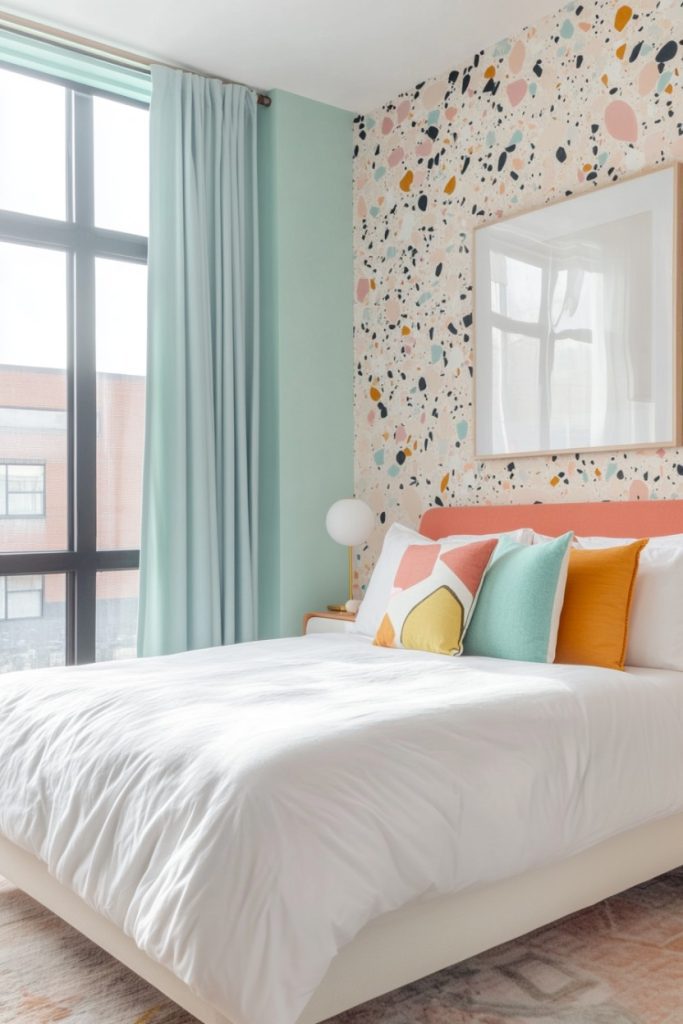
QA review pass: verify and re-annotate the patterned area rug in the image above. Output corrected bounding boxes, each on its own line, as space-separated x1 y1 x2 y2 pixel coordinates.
2 869 683 1023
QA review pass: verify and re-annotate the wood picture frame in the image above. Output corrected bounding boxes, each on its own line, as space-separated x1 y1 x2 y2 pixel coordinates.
473 163 683 459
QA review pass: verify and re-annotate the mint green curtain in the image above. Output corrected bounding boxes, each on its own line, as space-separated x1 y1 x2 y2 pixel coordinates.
138 66 259 656
0 28 151 102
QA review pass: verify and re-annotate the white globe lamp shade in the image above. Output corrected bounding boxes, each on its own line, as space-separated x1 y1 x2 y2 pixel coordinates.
325 498 374 547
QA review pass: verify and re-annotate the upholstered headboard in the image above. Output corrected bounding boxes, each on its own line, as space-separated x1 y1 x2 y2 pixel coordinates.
419 500 683 540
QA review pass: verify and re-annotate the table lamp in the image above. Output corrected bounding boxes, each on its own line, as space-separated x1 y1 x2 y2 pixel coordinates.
325 498 374 613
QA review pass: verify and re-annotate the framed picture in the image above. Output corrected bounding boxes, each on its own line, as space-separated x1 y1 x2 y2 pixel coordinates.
474 164 683 458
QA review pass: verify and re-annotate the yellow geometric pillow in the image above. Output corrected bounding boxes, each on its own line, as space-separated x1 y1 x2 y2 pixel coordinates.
374 537 498 656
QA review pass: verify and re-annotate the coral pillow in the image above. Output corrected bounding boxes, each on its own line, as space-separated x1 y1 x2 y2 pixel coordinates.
374 537 497 656
554 540 648 671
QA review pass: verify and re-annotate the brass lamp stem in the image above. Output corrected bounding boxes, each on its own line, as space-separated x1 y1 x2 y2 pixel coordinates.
327 547 355 613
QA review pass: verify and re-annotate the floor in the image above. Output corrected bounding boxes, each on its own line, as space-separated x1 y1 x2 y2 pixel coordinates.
2 869 683 1023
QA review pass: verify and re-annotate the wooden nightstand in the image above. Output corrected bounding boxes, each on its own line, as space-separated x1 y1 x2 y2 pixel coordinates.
303 610 357 635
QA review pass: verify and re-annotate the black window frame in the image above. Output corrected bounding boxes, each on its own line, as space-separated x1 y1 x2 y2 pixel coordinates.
0 64 148 665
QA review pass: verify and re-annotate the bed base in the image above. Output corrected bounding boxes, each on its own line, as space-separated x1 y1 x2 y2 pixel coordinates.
2 814 683 1024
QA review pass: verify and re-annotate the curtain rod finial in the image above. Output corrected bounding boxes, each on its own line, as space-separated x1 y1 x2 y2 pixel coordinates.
257 93 272 108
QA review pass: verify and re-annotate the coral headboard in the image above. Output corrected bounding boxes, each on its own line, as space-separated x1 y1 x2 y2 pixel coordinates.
420 500 683 540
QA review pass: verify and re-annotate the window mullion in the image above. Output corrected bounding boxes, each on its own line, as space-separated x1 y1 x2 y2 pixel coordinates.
72 90 97 665
65 86 74 224
65 90 76 666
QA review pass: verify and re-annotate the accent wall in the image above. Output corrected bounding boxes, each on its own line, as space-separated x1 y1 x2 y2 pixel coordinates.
353 0 683 587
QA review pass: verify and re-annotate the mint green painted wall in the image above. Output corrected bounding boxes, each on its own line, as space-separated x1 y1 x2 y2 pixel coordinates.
258 90 353 638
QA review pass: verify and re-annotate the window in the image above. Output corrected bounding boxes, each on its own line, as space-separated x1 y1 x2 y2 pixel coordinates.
486 247 597 453
0 63 148 671
0 574 43 619
0 407 67 431
0 463 45 517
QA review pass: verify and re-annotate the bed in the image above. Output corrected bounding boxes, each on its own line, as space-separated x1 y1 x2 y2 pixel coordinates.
2 499 683 1024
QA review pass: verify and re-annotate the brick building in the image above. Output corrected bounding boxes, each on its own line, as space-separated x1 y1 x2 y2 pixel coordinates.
0 364 144 670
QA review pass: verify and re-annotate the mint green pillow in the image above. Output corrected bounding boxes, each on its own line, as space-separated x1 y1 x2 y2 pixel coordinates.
464 532 573 663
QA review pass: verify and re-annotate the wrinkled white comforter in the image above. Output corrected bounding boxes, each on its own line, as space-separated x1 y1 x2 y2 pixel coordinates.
1 635 683 1024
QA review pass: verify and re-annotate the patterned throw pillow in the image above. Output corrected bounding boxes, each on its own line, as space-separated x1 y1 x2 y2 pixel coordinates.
373 537 498 656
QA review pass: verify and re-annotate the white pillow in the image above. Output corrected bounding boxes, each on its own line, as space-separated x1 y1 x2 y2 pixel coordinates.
532 530 683 671
532 531 683 548
573 534 683 550
353 522 533 638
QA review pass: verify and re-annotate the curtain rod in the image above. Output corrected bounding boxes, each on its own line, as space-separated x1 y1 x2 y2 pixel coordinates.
0 9 272 106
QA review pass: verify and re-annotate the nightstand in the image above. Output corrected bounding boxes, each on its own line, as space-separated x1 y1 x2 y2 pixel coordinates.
303 611 357 635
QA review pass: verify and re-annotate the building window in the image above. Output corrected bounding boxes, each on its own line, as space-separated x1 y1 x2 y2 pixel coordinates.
0 464 45 517
0 575 44 620
0 63 148 671
0 407 67 432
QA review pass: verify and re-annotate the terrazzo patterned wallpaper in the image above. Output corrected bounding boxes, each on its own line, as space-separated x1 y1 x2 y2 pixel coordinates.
353 0 683 587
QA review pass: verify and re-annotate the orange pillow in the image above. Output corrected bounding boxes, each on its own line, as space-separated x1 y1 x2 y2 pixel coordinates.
555 540 648 671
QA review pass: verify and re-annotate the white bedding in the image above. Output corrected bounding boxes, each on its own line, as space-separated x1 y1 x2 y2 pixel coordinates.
1 634 683 1024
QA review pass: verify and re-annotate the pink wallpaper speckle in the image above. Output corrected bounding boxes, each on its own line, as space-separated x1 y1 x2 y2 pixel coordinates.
353 0 683 590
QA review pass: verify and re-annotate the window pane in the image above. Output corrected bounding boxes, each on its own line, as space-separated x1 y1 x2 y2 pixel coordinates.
0 243 67 551
0 573 65 671
8 492 43 516
7 465 45 516
491 327 541 455
96 258 146 550
0 407 67 431
550 337 593 450
7 574 43 619
0 68 66 220
490 253 542 324
8 464 43 491
7 574 42 591
96 569 138 661
93 95 149 236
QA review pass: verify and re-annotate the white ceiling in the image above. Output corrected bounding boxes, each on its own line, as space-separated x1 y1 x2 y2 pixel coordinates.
4 0 565 112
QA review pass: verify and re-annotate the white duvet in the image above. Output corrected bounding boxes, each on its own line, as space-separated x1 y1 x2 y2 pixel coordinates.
1 634 683 1024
